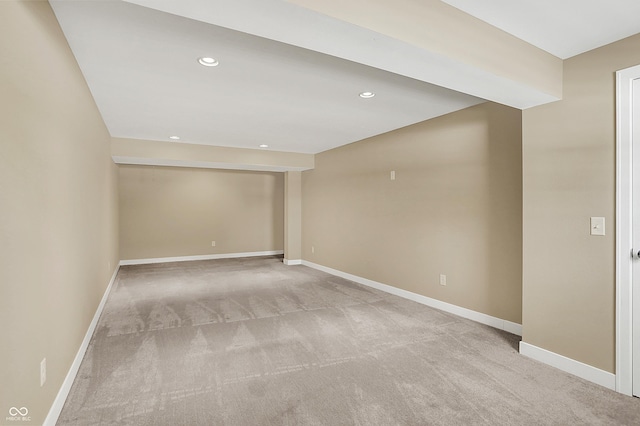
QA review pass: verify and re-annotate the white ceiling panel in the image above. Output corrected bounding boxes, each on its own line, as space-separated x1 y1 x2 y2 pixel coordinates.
50 0 483 154
441 0 640 59
49 0 640 156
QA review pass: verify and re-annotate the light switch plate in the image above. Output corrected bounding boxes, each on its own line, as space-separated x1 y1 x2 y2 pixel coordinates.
590 217 605 236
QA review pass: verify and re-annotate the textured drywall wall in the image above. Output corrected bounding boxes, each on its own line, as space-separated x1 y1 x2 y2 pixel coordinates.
523 32 640 373
0 1 119 424
119 165 284 260
302 102 522 323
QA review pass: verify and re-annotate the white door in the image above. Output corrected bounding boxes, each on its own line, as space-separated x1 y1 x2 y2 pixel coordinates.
633 77 640 396
615 64 640 397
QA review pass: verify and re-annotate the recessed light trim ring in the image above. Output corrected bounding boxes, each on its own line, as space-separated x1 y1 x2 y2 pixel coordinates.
198 57 219 67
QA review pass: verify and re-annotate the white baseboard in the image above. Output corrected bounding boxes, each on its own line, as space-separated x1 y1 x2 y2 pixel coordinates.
120 250 284 266
283 259 302 266
44 265 120 426
519 341 616 390
301 261 522 336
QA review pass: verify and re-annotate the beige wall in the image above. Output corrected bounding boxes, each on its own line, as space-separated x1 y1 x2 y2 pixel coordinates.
522 33 640 373
0 1 119 424
284 172 303 262
302 102 522 323
119 165 284 260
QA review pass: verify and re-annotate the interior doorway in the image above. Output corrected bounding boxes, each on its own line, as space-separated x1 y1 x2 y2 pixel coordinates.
616 63 640 397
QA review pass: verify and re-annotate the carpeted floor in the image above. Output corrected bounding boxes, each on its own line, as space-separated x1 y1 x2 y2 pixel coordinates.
58 256 640 425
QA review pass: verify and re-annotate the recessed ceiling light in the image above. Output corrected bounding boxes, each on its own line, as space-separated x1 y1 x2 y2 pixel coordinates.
259 144 269 148
169 136 180 140
359 91 375 98
198 57 219 67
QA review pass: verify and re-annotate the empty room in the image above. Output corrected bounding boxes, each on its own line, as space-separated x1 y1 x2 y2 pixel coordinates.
4 0 640 424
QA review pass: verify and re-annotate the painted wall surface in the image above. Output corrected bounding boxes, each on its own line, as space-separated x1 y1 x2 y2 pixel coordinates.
522 33 640 374
302 103 523 323
119 165 284 260
0 1 119 424
284 171 303 262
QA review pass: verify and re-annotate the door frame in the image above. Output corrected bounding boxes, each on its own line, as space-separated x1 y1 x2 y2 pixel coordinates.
615 64 640 396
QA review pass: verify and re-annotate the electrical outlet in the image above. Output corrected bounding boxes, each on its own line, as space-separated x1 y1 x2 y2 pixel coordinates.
211 241 216 247
311 246 315 254
390 170 396 181
439 274 447 286
40 358 46 387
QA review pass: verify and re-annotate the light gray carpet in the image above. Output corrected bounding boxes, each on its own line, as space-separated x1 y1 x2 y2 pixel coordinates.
58 256 640 425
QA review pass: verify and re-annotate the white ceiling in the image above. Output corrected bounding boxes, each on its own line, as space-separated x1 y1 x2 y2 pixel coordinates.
441 0 640 59
50 0 640 154
50 0 483 154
